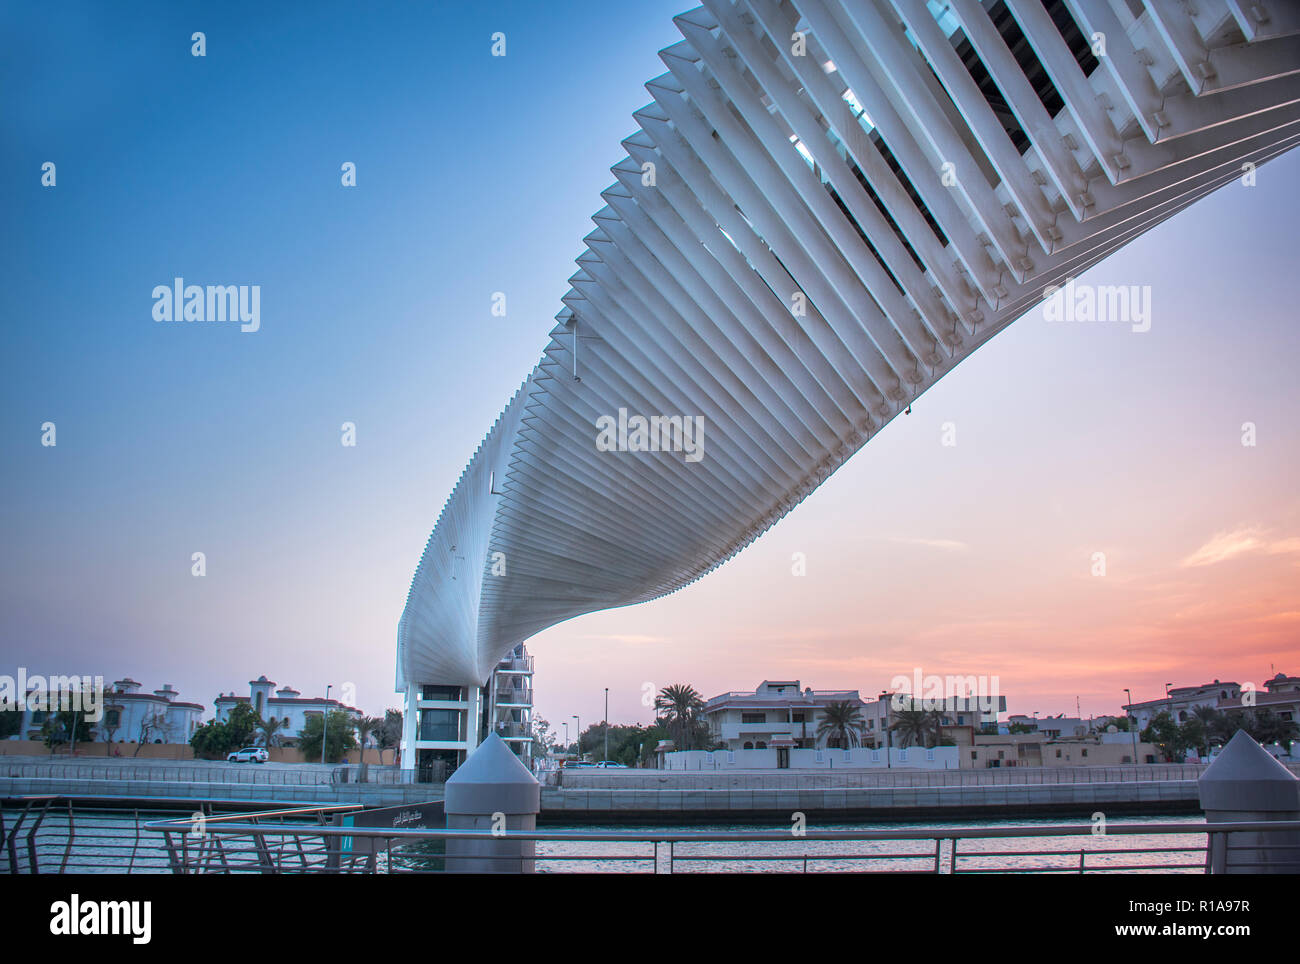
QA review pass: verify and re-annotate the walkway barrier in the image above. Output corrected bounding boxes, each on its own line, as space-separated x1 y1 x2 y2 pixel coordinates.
0 797 361 874
0 759 438 787
136 816 1300 875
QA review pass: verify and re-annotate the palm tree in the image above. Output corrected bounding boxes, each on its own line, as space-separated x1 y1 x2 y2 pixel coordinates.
1190 705 1226 756
354 716 383 783
816 700 865 749
889 709 931 748
258 716 285 752
1247 709 1300 752
655 684 704 750
923 710 948 748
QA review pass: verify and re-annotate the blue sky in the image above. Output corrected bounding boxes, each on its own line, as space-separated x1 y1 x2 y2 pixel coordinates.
2 1 1298 734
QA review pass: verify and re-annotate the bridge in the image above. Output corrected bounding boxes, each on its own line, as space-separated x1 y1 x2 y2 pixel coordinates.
395 0 1300 767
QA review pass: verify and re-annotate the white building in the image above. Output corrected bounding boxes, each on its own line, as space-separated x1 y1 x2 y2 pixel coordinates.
861 691 1007 749
1249 673 1300 725
212 676 362 746
704 681 869 754
1125 674 1299 731
1124 680 1243 730
15 677 204 746
1006 714 1101 740
399 643 534 781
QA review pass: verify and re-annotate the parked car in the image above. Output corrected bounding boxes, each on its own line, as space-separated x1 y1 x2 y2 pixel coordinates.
595 762 628 768
227 747 269 763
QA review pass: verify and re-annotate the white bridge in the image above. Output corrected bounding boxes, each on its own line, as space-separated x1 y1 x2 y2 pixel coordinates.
396 0 1300 721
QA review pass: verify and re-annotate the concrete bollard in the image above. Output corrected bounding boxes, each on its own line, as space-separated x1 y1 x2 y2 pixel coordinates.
1198 730 1300 874
444 733 540 873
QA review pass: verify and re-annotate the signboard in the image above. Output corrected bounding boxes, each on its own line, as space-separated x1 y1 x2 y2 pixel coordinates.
338 800 445 856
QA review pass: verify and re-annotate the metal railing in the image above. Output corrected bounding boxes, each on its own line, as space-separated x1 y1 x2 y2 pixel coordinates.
135 814 1300 875
9 796 1296 875
0 759 427 787
563 763 1239 788
1 760 332 785
0 798 364 874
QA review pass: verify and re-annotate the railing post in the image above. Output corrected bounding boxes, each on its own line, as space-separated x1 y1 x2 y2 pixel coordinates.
444 734 539 874
1198 731 1300 873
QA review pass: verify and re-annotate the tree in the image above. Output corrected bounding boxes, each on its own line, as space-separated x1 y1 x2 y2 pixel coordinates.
1244 709 1299 752
258 716 285 750
1189 705 1230 755
1140 711 1181 762
99 699 124 753
889 709 933 749
224 703 261 749
190 720 233 759
816 700 865 749
374 708 402 765
530 716 556 762
41 710 92 755
353 716 383 782
654 684 706 750
134 711 168 756
298 710 358 764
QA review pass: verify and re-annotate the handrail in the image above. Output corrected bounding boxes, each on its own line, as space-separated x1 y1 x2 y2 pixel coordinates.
140 818 1300 841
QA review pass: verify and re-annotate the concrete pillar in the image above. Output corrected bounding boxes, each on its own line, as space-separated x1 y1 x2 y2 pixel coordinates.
1198 730 1300 873
399 684 418 773
443 733 539 873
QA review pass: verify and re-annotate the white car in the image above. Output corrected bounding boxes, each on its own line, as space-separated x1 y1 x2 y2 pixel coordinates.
227 747 269 763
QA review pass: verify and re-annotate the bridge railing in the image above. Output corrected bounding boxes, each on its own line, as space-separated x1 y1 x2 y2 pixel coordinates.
137 815 1300 875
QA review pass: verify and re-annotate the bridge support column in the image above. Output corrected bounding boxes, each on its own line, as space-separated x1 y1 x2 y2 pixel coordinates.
1198 730 1300 873
443 732 539 873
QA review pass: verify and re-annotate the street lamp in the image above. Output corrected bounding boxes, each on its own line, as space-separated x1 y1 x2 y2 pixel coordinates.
572 714 580 762
1124 688 1138 764
321 684 332 766
880 691 892 769
562 722 569 759
604 688 609 764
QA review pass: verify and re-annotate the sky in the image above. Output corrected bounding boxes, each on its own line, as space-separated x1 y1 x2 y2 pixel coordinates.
2 1 1297 740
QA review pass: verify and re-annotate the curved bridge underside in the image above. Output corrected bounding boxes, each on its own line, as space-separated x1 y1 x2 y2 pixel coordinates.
399 0 1300 688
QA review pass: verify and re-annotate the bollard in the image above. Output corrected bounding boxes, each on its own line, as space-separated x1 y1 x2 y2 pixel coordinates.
443 733 540 873
1198 730 1300 874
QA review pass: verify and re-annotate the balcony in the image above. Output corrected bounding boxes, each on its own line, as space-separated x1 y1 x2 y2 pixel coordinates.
496 656 534 674
495 687 532 706
719 722 797 741
493 721 531 740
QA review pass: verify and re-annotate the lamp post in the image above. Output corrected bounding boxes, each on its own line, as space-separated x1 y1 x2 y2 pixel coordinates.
880 692 891 769
604 688 609 764
562 722 569 760
321 684 332 766
1124 688 1138 764
573 714 580 763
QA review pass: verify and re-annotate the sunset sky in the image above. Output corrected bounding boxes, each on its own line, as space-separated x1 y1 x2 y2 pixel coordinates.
2 0 1296 739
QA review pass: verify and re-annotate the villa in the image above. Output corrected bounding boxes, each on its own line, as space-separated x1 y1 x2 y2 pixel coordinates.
212 676 362 747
